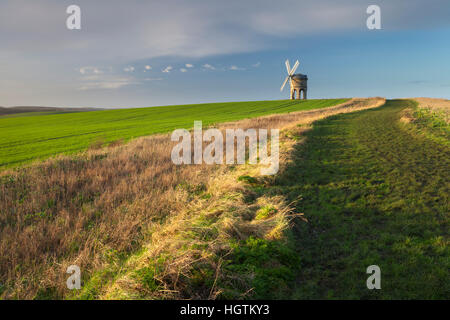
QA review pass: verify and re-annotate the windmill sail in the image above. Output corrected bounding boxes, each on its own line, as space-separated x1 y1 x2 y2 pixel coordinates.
280 76 290 91
281 59 300 92
290 60 299 75
285 60 291 74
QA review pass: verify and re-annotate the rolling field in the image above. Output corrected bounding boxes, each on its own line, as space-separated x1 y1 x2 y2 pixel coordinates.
0 98 448 300
0 99 347 169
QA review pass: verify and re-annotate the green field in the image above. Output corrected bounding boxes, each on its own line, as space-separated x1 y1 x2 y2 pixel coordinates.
0 99 347 169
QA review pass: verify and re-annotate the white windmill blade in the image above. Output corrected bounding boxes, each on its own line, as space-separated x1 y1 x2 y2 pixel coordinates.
285 59 291 74
290 60 300 75
280 76 290 91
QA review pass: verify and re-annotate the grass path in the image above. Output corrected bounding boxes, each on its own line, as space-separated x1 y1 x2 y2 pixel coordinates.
277 100 449 299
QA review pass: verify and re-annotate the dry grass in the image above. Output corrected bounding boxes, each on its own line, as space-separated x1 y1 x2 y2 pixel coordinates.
0 97 385 299
0 135 214 299
99 161 302 299
221 97 385 131
400 108 415 124
413 97 450 123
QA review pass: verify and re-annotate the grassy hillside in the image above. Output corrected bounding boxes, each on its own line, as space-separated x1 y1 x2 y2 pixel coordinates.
0 106 100 116
2 98 447 300
0 97 378 300
0 99 347 169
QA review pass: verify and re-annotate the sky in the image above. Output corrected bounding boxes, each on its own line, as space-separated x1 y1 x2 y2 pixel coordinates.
0 0 450 108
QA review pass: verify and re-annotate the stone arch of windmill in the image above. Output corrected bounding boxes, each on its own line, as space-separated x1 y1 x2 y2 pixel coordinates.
280 59 308 100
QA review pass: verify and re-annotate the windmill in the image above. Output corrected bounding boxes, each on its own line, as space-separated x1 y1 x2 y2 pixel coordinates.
280 59 308 100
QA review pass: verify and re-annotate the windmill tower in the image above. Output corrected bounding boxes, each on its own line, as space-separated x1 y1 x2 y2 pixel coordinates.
280 59 308 100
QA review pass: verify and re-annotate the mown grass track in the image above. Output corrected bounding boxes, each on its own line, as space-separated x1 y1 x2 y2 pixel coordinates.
276 100 449 299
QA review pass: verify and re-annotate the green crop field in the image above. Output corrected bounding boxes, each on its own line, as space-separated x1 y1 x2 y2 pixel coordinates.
0 99 347 169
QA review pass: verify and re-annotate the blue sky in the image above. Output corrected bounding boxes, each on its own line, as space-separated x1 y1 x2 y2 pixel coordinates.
1 0 449 108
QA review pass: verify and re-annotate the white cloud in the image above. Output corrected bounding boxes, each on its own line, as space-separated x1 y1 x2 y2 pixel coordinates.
145 65 152 70
79 67 104 75
162 66 173 73
230 65 245 71
252 62 261 67
185 64 194 68
203 64 216 70
79 77 137 91
180 68 188 72
123 66 135 72
80 75 102 81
